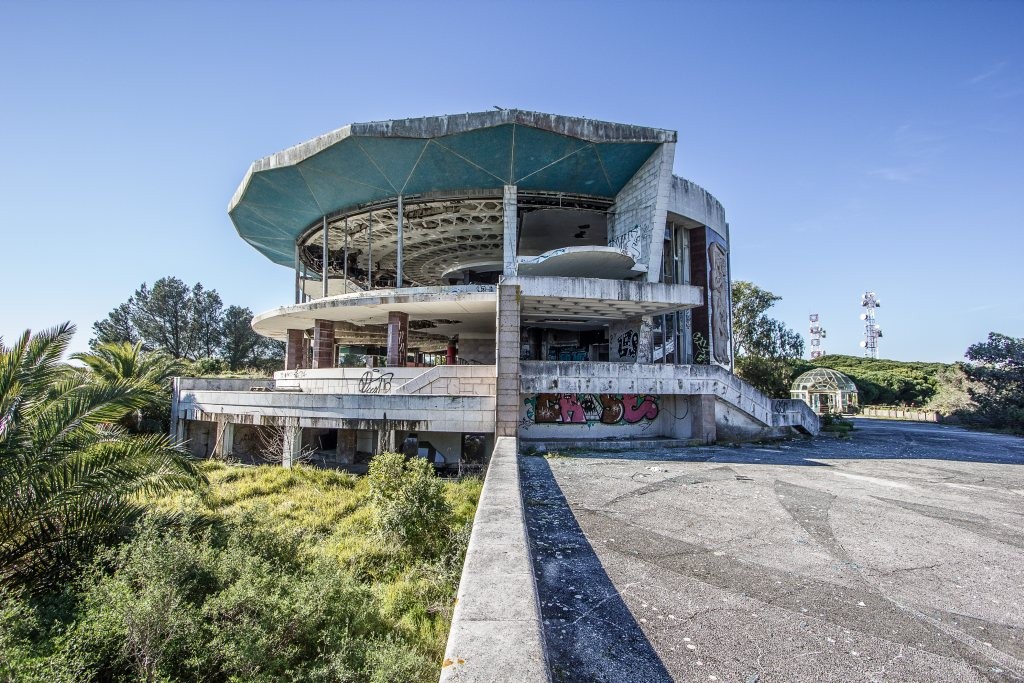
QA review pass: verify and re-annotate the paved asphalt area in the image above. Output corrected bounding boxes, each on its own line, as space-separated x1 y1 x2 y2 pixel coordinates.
521 419 1024 682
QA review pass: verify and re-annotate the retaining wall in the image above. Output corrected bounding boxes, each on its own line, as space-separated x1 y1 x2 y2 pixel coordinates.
440 437 548 682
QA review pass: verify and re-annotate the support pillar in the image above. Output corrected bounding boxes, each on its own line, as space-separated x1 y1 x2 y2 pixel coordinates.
502 185 518 276
386 311 409 367
285 328 306 370
173 418 186 445
312 319 335 369
214 420 234 459
495 283 520 438
282 421 302 469
336 429 356 465
691 394 717 444
321 216 329 299
396 195 404 288
446 339 457 366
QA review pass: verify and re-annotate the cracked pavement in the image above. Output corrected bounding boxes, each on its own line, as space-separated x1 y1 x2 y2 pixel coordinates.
521 419 1024 682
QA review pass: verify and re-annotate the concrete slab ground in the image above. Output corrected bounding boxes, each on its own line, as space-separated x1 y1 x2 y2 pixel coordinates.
521 419 1024 682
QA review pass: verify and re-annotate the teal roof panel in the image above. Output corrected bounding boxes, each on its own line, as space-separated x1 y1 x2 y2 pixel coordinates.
353 137 428 192
404 140 506 196
517 145 614 196
436 125 514 183
229 110 676 267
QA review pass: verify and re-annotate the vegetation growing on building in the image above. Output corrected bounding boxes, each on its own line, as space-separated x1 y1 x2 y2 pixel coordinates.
1 325 480 682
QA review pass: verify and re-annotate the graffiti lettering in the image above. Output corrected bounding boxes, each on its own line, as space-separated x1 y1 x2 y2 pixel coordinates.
358 370 393 394
609 224 644 258
616 330 639 360
525 393 659 426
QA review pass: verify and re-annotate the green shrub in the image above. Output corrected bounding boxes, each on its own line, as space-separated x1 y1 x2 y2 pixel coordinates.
1 461 479 683
367 453 454 564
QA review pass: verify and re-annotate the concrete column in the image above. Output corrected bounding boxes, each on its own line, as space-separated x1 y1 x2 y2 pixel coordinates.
609 318 651 363
282 422 302 469
312 319 335 369
688 227 711 364
285 328 306 370
396 195 404 287
495 283 521 438
321 216 329 299
336 429 356 465
691 394 716 444
173 418 186 445
637 316 654 364
503 185 517 276
214 420 234 459
386 311 409 367
447 339 457 365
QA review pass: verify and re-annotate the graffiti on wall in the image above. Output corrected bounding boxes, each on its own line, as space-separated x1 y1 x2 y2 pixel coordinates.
614 329 639 360
709 243 731 365
609 223 644 260
523 393 659 427
358 370 394 394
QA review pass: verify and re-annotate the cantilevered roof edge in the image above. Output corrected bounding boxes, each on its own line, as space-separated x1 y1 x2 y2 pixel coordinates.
229 110 676 213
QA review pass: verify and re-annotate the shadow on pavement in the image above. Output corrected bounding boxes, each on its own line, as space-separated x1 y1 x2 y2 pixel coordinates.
520 454 673 683
532 419 1024 467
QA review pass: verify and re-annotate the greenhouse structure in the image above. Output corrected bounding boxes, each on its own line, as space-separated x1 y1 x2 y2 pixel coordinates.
790 367 860 415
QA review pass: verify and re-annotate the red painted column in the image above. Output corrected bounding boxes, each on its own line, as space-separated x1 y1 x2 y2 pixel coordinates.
446 339 457 365
386 311 409 367
312 319 335 369
285 329 306 370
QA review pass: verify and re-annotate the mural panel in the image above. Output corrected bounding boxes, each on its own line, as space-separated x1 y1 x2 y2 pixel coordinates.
523 393 659 427
709 243 731 365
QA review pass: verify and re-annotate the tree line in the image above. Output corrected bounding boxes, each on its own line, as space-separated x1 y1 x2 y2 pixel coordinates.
730 280 1023 433
92 276 283 373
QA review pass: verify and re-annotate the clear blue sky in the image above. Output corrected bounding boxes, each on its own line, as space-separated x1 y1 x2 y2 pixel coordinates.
1 0 1021 362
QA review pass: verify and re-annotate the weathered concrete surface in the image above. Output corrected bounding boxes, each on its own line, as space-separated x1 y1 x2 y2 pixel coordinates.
522 420 1024 682
519 361 820 436
441 437 549 682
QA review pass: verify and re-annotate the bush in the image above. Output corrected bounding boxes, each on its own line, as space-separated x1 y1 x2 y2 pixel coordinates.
0 462 478 683
367 453 454 564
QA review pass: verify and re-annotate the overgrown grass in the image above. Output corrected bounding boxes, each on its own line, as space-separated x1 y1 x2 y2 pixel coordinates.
1 460 482 683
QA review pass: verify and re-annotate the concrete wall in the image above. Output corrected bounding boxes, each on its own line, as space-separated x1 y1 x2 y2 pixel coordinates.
504 275 701 308
458 338 496 365
519 361 820 436
607 143 675 281
860 407 942 423
667 176 728 241
518 392 681 440
178 390 495 434
440 437 548 682
268 365 495 396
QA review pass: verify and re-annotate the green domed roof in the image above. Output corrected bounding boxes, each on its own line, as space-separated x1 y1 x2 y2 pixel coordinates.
791 367 858 393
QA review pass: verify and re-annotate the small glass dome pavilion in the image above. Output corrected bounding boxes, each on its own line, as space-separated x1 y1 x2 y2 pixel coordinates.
791 367 859 415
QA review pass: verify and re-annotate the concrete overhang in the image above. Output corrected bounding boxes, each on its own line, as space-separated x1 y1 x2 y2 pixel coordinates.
668 176 728 240
251 284 498 341
516 246 642 279
505 276 702 323
229 110 676 268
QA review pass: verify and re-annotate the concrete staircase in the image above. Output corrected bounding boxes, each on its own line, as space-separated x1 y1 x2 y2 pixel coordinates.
519 361 820 437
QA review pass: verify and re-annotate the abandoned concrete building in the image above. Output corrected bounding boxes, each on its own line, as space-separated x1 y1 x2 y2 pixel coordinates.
170 110 819 469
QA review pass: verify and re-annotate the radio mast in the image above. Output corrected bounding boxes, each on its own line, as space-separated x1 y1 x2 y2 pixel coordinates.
809 313 826 359
859 292 882 359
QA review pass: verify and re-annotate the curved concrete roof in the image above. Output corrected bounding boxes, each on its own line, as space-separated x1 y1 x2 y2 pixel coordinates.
667 176 728 239
230 110 676 267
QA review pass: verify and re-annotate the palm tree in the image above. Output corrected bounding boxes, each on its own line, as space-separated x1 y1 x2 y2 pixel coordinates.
72 341 183 432
0 323 205 591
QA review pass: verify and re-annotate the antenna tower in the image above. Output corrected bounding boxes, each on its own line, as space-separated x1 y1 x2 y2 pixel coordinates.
859 292 882 359
808 313 826 359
